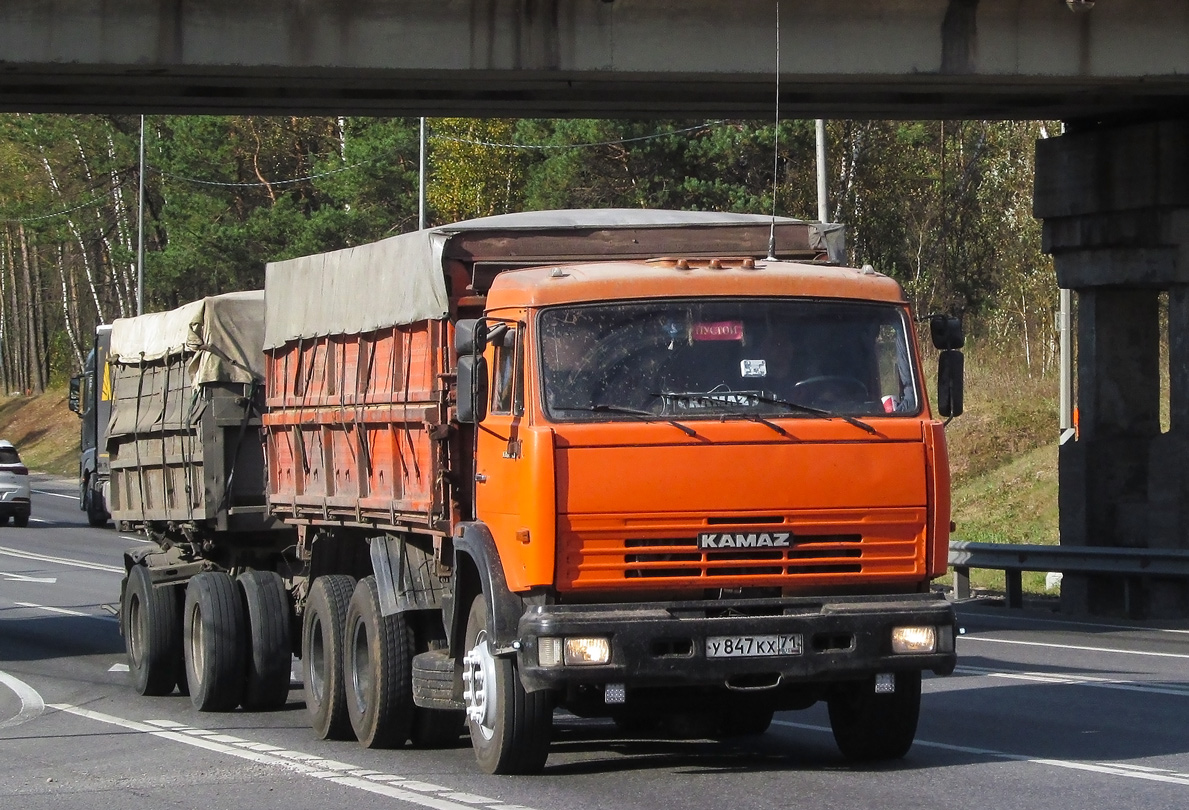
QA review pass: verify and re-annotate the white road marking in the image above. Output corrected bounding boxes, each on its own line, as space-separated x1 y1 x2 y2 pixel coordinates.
772 720 1189 786
955 608 1189 636
12 601 89 617
51 705 529 810
962 635 1189 661
108 664 130 673
954 665 1189 698
0 670 46 729
32 489 79 500
0 545 123 574
29 518 54 525
0 572 57 583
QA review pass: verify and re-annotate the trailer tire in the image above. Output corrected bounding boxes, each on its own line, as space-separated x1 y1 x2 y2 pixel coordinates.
827 671 921 761
239 570 293 711
302 574 355 740
461 594 551 774
122 564 182 696
344 576 414 748
183 572 247 712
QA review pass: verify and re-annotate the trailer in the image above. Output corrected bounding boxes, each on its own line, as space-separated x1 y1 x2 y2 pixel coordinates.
109 290 298 708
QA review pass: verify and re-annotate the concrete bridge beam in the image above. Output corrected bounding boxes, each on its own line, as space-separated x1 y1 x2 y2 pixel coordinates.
1036 121 1189 618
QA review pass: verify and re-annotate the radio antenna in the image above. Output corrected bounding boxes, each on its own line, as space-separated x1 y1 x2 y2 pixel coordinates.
766 1 781 261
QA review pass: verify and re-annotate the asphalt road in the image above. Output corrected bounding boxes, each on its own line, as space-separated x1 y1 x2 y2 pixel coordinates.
3 474 1189 810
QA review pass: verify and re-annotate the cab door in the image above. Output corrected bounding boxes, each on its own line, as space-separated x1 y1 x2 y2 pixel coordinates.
475 321 527 557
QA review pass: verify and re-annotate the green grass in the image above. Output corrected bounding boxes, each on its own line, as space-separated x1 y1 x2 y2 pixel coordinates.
945 348 1062 596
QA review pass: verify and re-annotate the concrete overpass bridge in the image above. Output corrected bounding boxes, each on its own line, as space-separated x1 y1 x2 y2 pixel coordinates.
3 0 1189 618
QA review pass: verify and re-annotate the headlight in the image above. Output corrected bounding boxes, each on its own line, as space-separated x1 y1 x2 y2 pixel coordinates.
564 637 611 665
891 626 937 654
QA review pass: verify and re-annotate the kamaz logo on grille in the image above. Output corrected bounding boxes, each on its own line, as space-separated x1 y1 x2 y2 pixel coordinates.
698 532 791 550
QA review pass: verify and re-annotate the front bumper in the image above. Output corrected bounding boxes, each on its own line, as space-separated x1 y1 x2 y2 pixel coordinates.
516 591 956 692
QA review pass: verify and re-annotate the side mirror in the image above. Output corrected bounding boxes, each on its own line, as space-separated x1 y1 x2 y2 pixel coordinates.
937 350 964 418
455 319 488 356
930 314 964 351
457 355 489 424
68 375 83 416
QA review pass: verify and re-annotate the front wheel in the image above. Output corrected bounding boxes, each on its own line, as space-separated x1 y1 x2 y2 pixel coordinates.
461 593 551 774
85 480 108 528
827 671 921 761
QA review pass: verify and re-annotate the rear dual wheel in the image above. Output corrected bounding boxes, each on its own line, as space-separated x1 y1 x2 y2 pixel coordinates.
340 576 464 749
183 572 246 712
303 574 356 739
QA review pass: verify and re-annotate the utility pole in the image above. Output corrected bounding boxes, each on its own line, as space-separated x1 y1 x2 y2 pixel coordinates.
815 119 828 223
137 114 145 316
419 118 427 230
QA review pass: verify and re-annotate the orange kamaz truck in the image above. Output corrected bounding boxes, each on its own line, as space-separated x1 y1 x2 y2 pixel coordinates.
116 210 960 775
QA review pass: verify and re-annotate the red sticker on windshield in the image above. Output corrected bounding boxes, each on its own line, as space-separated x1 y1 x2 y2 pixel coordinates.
693 321 745 341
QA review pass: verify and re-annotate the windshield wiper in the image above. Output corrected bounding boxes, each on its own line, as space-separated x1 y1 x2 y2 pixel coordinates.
581 404 699 438
662 393 790 437
748 393 878 435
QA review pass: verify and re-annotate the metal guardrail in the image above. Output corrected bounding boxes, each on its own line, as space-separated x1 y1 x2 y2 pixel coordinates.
948 541 1189 608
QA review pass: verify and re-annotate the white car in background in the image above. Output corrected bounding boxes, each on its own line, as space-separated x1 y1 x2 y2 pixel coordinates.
0 439 31 527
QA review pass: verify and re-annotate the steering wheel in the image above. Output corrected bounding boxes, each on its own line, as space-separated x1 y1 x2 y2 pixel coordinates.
791 375 869 406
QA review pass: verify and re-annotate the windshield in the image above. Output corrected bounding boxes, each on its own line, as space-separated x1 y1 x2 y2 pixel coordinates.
539 299 920 421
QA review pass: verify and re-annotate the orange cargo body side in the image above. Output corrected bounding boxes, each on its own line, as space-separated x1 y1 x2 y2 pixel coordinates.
263 321 448 529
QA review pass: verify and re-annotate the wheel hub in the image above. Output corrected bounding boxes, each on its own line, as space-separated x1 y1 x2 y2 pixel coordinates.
462 630 498 738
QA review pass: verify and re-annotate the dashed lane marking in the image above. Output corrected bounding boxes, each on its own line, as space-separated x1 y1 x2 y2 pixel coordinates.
0 545 123 574
10 601 118 621
50 705 534 810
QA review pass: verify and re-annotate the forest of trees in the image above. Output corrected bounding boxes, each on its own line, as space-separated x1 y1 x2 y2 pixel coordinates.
0 115 1056 394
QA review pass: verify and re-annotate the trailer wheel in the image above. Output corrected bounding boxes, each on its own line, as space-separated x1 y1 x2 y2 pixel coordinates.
461 593 551 774
239 570 293 711
827 671 921 761
183 572 247 712
122 564 182 696
302 574 356 740
343 576 414 748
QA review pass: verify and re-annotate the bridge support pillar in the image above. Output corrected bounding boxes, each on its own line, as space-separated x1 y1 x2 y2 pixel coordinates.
1036 120 1189 619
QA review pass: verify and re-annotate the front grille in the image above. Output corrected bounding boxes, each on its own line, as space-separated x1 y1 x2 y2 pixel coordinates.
623 535 862 578
558 511 926 590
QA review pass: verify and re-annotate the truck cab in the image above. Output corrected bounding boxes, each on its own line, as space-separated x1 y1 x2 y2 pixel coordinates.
68 324 113 527
448 256 959 770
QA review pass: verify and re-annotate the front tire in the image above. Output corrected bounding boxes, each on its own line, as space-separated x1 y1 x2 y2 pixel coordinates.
828 671 922 761
302 574 355 740
183 572 247 712
122 564 182 696
461 593 551 774
344 576 414 748
85 479 108 528
239 570 293 711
